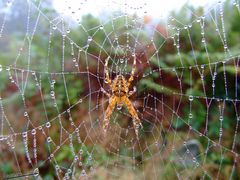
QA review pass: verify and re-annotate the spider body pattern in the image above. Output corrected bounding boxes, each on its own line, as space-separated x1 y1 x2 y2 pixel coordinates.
101 55 142 139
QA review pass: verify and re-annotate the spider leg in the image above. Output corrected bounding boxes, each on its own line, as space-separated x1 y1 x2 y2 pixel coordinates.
101 87 110 98
103 96 117 134
128 54 136 86
123 96 142 139
104 56 112 86
128 86 137 97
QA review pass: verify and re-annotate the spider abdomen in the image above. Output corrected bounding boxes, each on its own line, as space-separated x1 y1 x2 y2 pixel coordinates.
112 75 128 97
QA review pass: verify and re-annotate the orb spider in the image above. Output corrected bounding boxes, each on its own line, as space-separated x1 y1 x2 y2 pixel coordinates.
101 55 143 139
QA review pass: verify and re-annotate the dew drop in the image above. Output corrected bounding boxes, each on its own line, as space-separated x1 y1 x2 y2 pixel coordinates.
189 113 193 119
87 36 92 42
52 25 57 30
81 170 87 176
117 105 122 110
31 129 36 135
22 132 27 138
79 149 83 154
74 155 79 161
219 115 224 121
50 91 55 97
0 65 2 72
47 137 52 142
104 79 109 84
24 112 28 117
46 122 51 128
120 58 124 63
33 168 39 177
189 95 194 101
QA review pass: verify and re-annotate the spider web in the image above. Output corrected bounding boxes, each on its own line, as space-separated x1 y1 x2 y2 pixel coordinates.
0 0 240 179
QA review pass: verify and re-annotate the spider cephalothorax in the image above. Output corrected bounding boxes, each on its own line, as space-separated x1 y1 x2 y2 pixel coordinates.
101 55 142 139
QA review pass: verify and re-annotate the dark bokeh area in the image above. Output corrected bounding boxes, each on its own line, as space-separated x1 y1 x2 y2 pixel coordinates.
0 0 240 179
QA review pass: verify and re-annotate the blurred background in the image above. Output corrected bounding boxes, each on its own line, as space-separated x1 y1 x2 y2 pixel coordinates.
0 0 240 179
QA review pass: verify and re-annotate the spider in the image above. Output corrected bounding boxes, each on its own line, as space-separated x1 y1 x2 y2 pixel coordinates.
101 55 143 139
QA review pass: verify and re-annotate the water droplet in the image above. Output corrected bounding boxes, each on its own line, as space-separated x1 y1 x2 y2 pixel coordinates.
0 65 2 72
104 79 109 84
47 137 52 142
88 155 92 161
50 91 55 97
189 95 194 101
66 29 70 34
24 112 28 117
74 155 79 161
22 132 27 138
81 170 87 176
117 105 122 110
33 168 39 177
31 129 36 135
189 113 193 119
99 26 103 30
219 116 224 121
79 99 82 103
67 169 72 174
46 122 51 128
87 36 92 42
52 25 57 30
